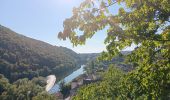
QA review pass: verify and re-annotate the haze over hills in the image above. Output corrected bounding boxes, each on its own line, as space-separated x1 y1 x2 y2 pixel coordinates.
0 25 96 82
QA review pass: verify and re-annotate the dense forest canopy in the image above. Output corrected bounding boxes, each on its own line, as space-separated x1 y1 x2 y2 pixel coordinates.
0 25 94 83
58 0 170 99
0 74 57 100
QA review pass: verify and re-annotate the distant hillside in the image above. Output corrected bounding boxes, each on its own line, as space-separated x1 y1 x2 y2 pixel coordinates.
0 25 82 82
79 53 99 64
58 46 80 64
84 51 133 74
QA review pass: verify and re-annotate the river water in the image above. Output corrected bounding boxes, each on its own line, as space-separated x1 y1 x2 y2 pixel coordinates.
48 65 85 93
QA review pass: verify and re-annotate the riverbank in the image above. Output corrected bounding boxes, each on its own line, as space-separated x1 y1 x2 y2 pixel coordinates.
48 65 85 93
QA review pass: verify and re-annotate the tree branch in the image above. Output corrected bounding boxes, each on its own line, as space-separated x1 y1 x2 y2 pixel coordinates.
95 1 118 12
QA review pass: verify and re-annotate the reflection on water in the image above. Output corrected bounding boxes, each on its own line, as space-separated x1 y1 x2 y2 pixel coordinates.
49 65 85 93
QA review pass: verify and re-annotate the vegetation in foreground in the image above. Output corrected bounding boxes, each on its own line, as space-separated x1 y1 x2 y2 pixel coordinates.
58 0 170 99
0 74 57 100
73 65 124 100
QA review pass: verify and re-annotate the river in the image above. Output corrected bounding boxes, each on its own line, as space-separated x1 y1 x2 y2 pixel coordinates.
48 65 85 93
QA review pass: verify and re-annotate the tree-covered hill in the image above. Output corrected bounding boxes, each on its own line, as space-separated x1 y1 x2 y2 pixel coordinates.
84 51 132 75
79 53 99 64
0 25 82 82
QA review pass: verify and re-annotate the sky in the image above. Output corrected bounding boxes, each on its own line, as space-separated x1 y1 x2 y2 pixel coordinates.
0 0 134 53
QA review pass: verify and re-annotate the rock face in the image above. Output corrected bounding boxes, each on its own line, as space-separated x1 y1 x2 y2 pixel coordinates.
46 75 56 92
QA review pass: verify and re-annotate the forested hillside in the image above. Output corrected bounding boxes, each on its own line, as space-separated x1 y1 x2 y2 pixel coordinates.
84 51 132 74
0 25 81 82
79 53 99 64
